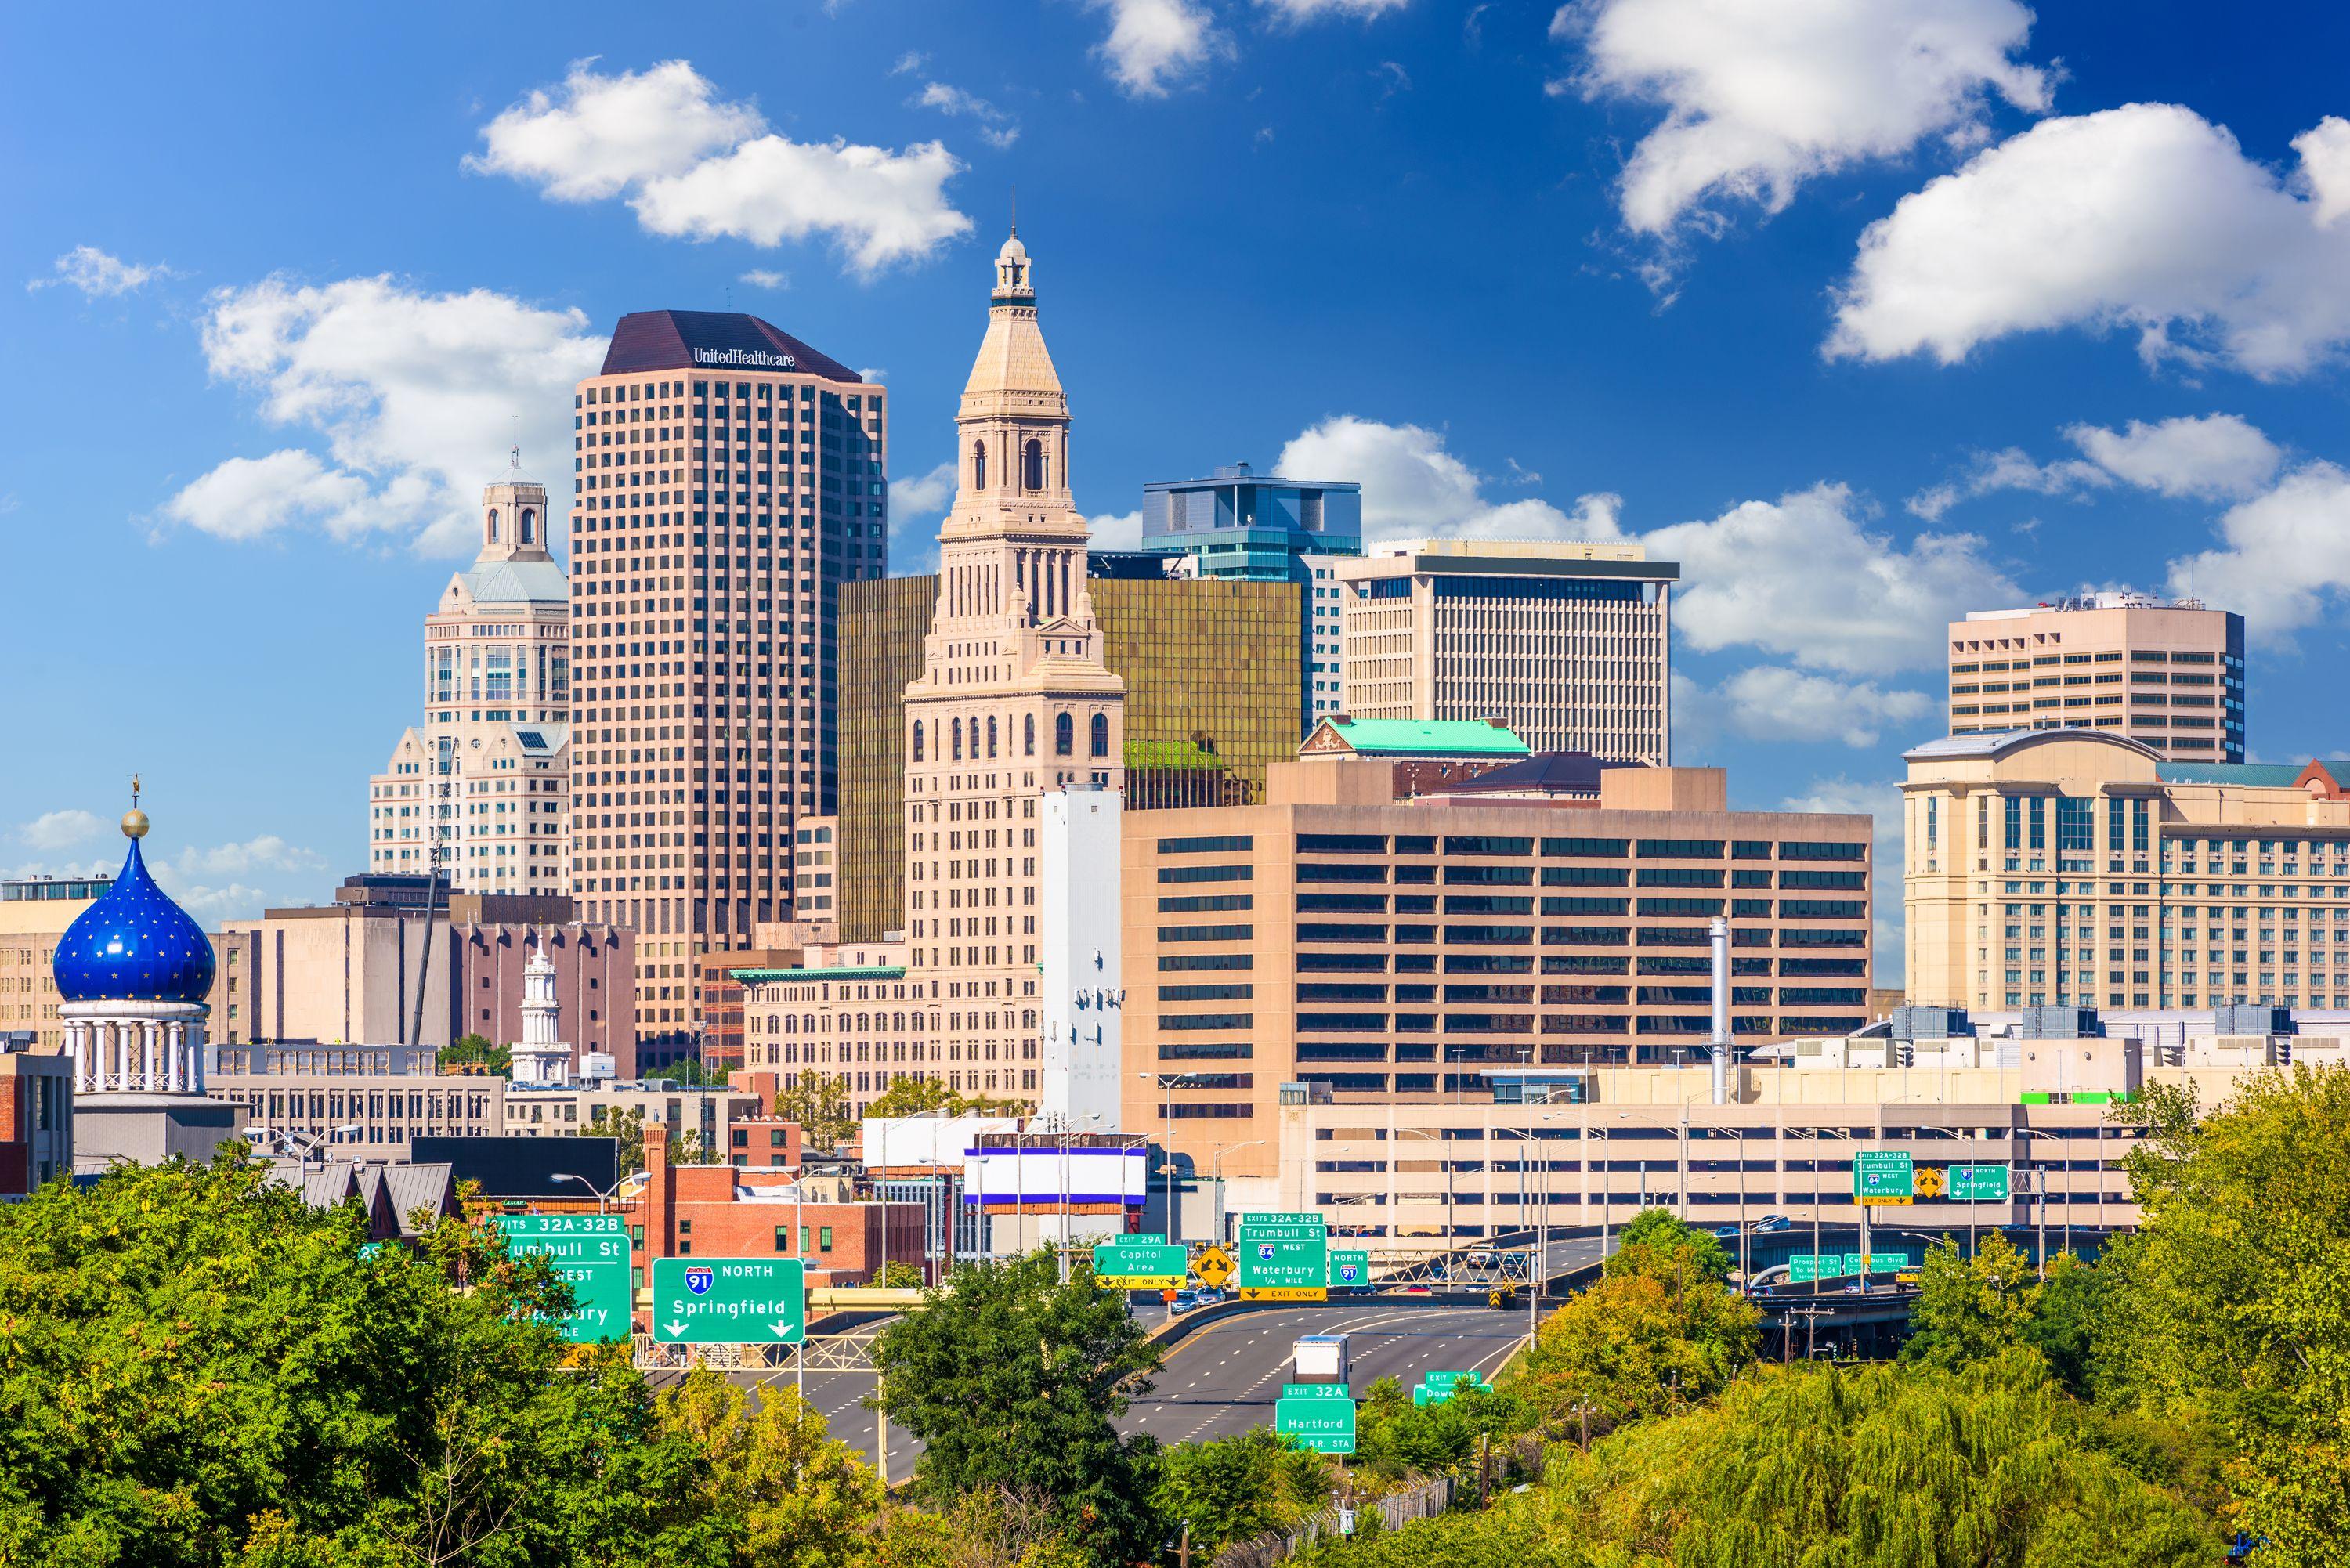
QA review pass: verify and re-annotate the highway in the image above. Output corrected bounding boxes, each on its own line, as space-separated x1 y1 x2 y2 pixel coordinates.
734 1297 1524 1484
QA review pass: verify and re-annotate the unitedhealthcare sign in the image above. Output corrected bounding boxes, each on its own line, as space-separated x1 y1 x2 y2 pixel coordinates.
692 346 797 370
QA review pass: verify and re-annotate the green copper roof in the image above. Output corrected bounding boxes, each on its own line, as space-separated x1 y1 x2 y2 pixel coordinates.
731 966 907 983
2155 762 2302 786
1321 718 1531 757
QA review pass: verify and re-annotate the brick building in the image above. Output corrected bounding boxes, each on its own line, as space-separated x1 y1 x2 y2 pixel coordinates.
634 1124 924 1284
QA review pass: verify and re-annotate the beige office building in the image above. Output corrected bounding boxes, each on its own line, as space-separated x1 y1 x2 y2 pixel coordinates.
368 460 572 895
566 309 888 1047
1904 728 2350 1013
1337 540 1675 765
1123 753 1872 1184
1947 593 2245 761
897 229 1125 1095
0 875 109 1053
209 1043 504 1155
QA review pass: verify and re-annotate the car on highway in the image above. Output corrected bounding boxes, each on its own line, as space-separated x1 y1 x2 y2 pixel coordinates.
1755 1214 1794 1233
1194 1286 1227 1305
1172 1290 1202 1312
1399 1282 1433 1295
1710 1222 1744 1240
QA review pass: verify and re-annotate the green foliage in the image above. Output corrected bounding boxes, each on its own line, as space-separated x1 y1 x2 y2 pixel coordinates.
864 1078 1026 1122
2020 1247 2117 1397
776 1075 859 1153
0 1147 729 1566
581 1103 646 1175
876 1261 926 1289
2100 1065 2350 1563
1152 1428 1332 1555
1519 1232 1760 1436
1354 1383 1536 1487
1605 1207 1732 1284
655 1372 884 1566
870 1250 1163 1566
1901 1230 2044 1371
439 1031 511 1075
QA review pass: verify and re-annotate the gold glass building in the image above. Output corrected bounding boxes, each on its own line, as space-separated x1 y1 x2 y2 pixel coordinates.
835 573 1300 940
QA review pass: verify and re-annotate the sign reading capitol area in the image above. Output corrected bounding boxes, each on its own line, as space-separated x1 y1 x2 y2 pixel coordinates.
651 1259 807 1345
1237 1212 1329 1302
1092 1238 1189 1289
491 1214 632 1344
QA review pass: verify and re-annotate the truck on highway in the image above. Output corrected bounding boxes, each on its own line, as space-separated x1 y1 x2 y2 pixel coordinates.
1292 1333 1350 1387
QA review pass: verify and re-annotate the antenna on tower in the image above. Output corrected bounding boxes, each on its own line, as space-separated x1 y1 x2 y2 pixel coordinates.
510 414 521 474
1010 184 1018 235
130 773 142 809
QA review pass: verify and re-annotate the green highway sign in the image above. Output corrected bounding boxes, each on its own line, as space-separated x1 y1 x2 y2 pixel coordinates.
1790 1254 1843 1283
1414 1369 1488 1406
1274 1394 1357 1454
494 1213 632 1343
1839 1252 1913 1276
1281 1382 1353 1400
1329 1249 1372 1290
651 1258 806 1345
1853 1150 1915 1205
1238 1212 1329 1302
1948 1164 2012 1202
1092 1238 1188 1288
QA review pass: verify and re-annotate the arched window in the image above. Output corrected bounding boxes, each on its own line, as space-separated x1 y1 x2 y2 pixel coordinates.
987 716 999 757
912 721 925 763
1090 713 1110 757
1054 713 1074 756
1024 714 1036 756
486 508 501 543
971 440 987 490
519 508 536 544
1022 439 1044 491
952 718 964 760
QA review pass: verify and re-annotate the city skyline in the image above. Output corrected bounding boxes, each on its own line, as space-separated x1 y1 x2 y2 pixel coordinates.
7 0 2350 990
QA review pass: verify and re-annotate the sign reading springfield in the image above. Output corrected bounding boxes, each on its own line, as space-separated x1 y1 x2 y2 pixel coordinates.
651 1258 807 1345
492 1213 632 1344
1237 1212 1329 1302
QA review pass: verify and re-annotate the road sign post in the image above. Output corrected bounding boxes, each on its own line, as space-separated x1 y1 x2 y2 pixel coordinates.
650 1258 807 1345
1091 1238 1188 1289
1195 1245 1236 1288
1329 1248 1371 1292
1853 1151 1914 1205
1413 1369 1488 1406
493 1213 632 1343
1237 1212 1328 1302
1948 1165 2012 1201
1275 1393 1357 1454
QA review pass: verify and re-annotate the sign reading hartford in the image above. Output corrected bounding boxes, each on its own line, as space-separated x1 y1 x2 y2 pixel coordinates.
692 346 796 370
651 1257 807 1345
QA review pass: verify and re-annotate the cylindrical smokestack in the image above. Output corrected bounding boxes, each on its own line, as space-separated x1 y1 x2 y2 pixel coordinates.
1709 916 1731 1104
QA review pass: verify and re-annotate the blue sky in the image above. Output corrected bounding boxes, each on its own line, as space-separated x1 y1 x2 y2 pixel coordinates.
5 1 2348 974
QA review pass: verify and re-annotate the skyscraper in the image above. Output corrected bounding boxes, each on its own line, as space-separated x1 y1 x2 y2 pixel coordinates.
566 312 888 1046
369 456 571 895
1945 592 2245 761
898 229 1125 1094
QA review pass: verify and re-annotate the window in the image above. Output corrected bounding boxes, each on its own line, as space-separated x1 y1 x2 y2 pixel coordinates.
1024 714 1036 756
1023 438 1045 490
1055 714 1074 755
1090 713 1110 757
952 717 964 760
519 508 536 544
819 1226 834 1252
987 716 999 757
486 508 501 542
971 440 987 490
912 721 924 763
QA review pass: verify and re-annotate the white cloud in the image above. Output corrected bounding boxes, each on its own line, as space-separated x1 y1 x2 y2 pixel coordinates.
891 459 959 518
1713 665 1932 748
916 81 1021 149
739 269 790 290
465 60 762 201
1829 106 2350 379
1557 0 2049 238
1905 446 2108 521
472 62 971 276
16 809 102 851
1086 510 1146 551
172 836 326 878
153 876 274 923
1650 482 2019 675
1261 0 1410 20
1086 0 1230 97
1276 416 1625 545
162 449 376 541
2167 461 2350 637
2063 414 2282 501
168 274 604 553
28 245 175 298
891 50 930 76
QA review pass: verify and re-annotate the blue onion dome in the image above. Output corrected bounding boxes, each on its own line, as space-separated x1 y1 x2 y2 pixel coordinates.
53 811 216 1006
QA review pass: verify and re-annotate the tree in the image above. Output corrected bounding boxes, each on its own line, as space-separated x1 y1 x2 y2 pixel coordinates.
583 1103 647 1175
871 1250 1162 1565
1604 1208 1732 1284
1153 1428 1331 1556
877 1261 926 1289
0 1147 728 1566
2098 1067 2350 1563
439 1031 511 1074
866 1078 1025 1122
1519 1252 1760 1436
654 1372 883 1566
1354 1382 1535 1488
1900 1231 2043 1371
777 1075 859 1153
2019 1248 2115 1398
